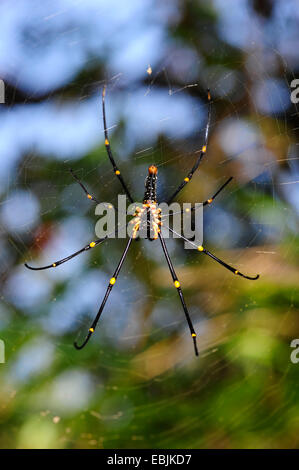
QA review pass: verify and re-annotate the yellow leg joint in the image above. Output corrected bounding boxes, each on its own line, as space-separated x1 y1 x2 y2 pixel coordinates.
192 333 197 337
105 138 109 146
89 328 94 333
87 194 92 199
110 277 116 285
115 170 120 175
52 263 56 267
197 245 204 252
184 177 190 182
207 198 213 204
235 270 239 275
89 242 96 248
202 145 207 153
174 280 180 288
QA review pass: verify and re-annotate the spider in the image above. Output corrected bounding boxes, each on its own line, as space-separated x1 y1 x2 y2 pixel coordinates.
25 86 259 356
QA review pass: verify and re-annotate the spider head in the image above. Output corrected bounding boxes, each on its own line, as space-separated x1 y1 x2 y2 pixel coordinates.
148 165 158 175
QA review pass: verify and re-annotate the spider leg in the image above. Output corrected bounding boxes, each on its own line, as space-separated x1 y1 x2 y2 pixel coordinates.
166 89 212 204
199 248 259 280
102 85 134 203
165 226 259 281
24 217 129 272
158 231 199 356
202 177 233 207
74 236 133 350
69 168 99 203
176 176 234 218
24 236 107 271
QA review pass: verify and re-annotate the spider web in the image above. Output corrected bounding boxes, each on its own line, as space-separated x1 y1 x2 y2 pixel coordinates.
0 0 298 450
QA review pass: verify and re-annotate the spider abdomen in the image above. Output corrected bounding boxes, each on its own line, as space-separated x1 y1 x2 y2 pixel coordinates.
143 164 158 203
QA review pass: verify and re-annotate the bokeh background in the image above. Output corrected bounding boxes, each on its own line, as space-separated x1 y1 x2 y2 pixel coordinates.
0 0 298 449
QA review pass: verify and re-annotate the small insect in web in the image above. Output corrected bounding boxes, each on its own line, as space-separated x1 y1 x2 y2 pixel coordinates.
25 86 259 356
